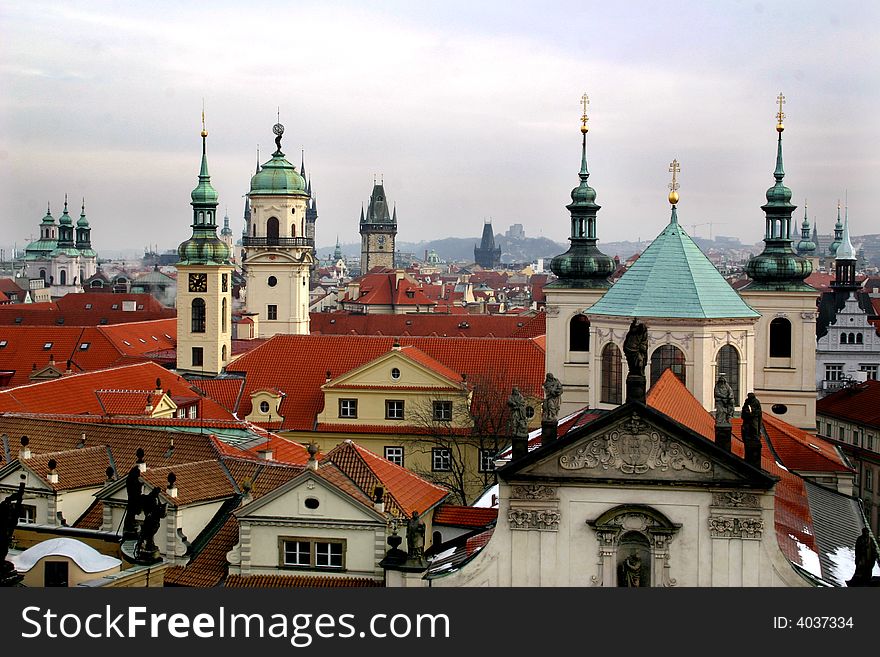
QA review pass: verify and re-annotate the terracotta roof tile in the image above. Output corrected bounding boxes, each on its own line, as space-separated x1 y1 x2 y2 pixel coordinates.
0 293 175 326
95 390 154 416
73 500 104 529
17 444 112 491
141 460 236 506
224 574 382 588
310 312 545 338
164 515 239 587
194 378 245 414
227 334 545 431
817 380 880 428
433 505 498 528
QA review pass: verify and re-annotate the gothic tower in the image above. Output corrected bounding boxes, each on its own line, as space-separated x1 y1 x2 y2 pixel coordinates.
220 210 235 263
474 220 501 268
359 180 397 273
740 94 816 431
242 121 315 337
175 116 233 376
544 95 616 413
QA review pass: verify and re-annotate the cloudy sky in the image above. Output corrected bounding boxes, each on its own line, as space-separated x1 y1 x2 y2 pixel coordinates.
1 1 877 255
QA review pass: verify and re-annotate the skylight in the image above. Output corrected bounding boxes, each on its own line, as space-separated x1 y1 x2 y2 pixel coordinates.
85 303 92 309
122 340 131 346
80 343 90 350
43 342 52 349
0 340 7 348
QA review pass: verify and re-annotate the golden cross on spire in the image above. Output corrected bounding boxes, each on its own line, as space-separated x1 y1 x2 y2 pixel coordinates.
201 98 207 138
668 159 680 205
580 93 590 134
776 92 785 132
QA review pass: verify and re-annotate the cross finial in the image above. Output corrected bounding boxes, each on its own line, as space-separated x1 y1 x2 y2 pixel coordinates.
668 159 680 205
201 99 207 138
580 93 590 134
776 92 786 132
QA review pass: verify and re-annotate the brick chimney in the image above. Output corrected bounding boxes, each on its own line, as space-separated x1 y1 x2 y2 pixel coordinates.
47 458 58 484
166 472 178 499
307 442 319 471
19 436 31 460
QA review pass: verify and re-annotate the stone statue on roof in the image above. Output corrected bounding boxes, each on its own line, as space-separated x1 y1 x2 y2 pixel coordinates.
714 373 735 426
122 466 144 538
136 487 166 561
849 528 878 586
623 318 648 378
542 373 563 423
741 392 762 440
0 476 26 585
507 387 529 438
406 510 425 559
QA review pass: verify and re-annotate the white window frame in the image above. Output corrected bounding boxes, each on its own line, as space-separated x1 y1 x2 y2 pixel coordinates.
384 446 404 466
432 447 451 472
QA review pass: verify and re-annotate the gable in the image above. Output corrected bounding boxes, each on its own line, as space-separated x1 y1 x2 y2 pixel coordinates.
326 350 462 390
507 407 776 488
236 472 382 524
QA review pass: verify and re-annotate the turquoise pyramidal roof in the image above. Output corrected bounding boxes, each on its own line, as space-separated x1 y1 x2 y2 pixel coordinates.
588 207 759 319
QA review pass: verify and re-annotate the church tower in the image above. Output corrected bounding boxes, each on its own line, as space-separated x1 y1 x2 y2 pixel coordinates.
474 220 501 269
740 94 816 431
243 121 314 337
794 200 819 273
220 210 235 263
175 115 233 376
544 95 616 413
359 180 397 273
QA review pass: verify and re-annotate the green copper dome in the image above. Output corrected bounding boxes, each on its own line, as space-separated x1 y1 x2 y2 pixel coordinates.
743 128 813 291
250 143 307 196
795 205 816 254
58 199 73 226
40 205 56 226
177 235 231 265
191 148 219 205
827 205 844 256
548 128 614 288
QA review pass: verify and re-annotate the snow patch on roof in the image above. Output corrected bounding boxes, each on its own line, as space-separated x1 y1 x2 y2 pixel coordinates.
473 484 498 508
790 534 822 579
10 537 121 573
826 546 855 586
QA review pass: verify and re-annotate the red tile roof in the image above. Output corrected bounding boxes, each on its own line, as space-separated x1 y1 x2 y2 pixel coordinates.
164 515 239 587
15 445 112 491
433 505 498 528
95 390 154 416
227 334 546 431
0 320 176 387
396 346 464 384
141 460 237 506
0 293 175 326
817 380 880 428
224 574 383 588
193 378 245 414
309 312 546 338
322 440 449 516
0 362 235 419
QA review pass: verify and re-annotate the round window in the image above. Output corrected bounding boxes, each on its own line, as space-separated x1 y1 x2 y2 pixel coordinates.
391 367 401 380
771 403 788 415
304 497 320 509
268 276 277 287
259 401 270 413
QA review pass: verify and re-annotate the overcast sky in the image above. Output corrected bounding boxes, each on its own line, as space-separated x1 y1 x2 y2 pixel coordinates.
1 1 878 256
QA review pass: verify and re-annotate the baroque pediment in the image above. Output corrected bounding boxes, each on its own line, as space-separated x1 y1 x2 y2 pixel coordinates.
512 410 760 486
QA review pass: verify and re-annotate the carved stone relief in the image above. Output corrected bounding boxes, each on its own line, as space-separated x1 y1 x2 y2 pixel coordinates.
711 491 760 509
507 508 560 531
511 484 557 500
545 305 560 317
708 515 764 539
559 415 711 475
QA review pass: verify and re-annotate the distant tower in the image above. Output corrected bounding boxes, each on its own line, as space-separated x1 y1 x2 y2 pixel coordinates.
220 210 235 263
175 113 233 376
75 199 97 283
474 220 501 268
832 211 857 291
359 180 397 272
740 93 816 430
794 200 818 273
544 94 615 413
242 120 315 336
826 201 844 270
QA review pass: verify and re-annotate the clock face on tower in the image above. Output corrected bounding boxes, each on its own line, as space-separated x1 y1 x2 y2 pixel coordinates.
189 273 208 293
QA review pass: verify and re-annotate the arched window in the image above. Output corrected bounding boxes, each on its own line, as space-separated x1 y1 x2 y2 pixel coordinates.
266 217 280 244
769 318 791 358
841 333 848 345
856 333 863 344
650 345 685 387
290 222 296 238
601 343 623 404
59 270 66 285
716 345 740 405
191 298 206 333
221 298 228 333
39 269 46 280
222 344 227 362
569 315 590 352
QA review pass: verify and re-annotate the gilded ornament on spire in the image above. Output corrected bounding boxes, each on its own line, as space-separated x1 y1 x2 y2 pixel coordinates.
580 93 590 134
775 92 785 133
201 100 208 138
668 159 680 205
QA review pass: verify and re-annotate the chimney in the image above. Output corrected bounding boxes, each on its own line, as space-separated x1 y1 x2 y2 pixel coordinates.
48 353 55 367
325 370 332 384
136 447 146 472
145 393 154 414
166 472 178 499
307 442 319 471
47 458 58 484
105 466 115 484
373 485 385 513
76 433 87 449
257 448 274 461
65 360 73 374
19 436 31 460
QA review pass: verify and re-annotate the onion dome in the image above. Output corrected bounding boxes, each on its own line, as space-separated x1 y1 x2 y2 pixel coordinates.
58 196 73 226
548 95 614 289
25 204 59 257
75 200 96 257
743 94 812 291
76 200 90 227
40 203 56 226
249 123 307 196
794 200 816 255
